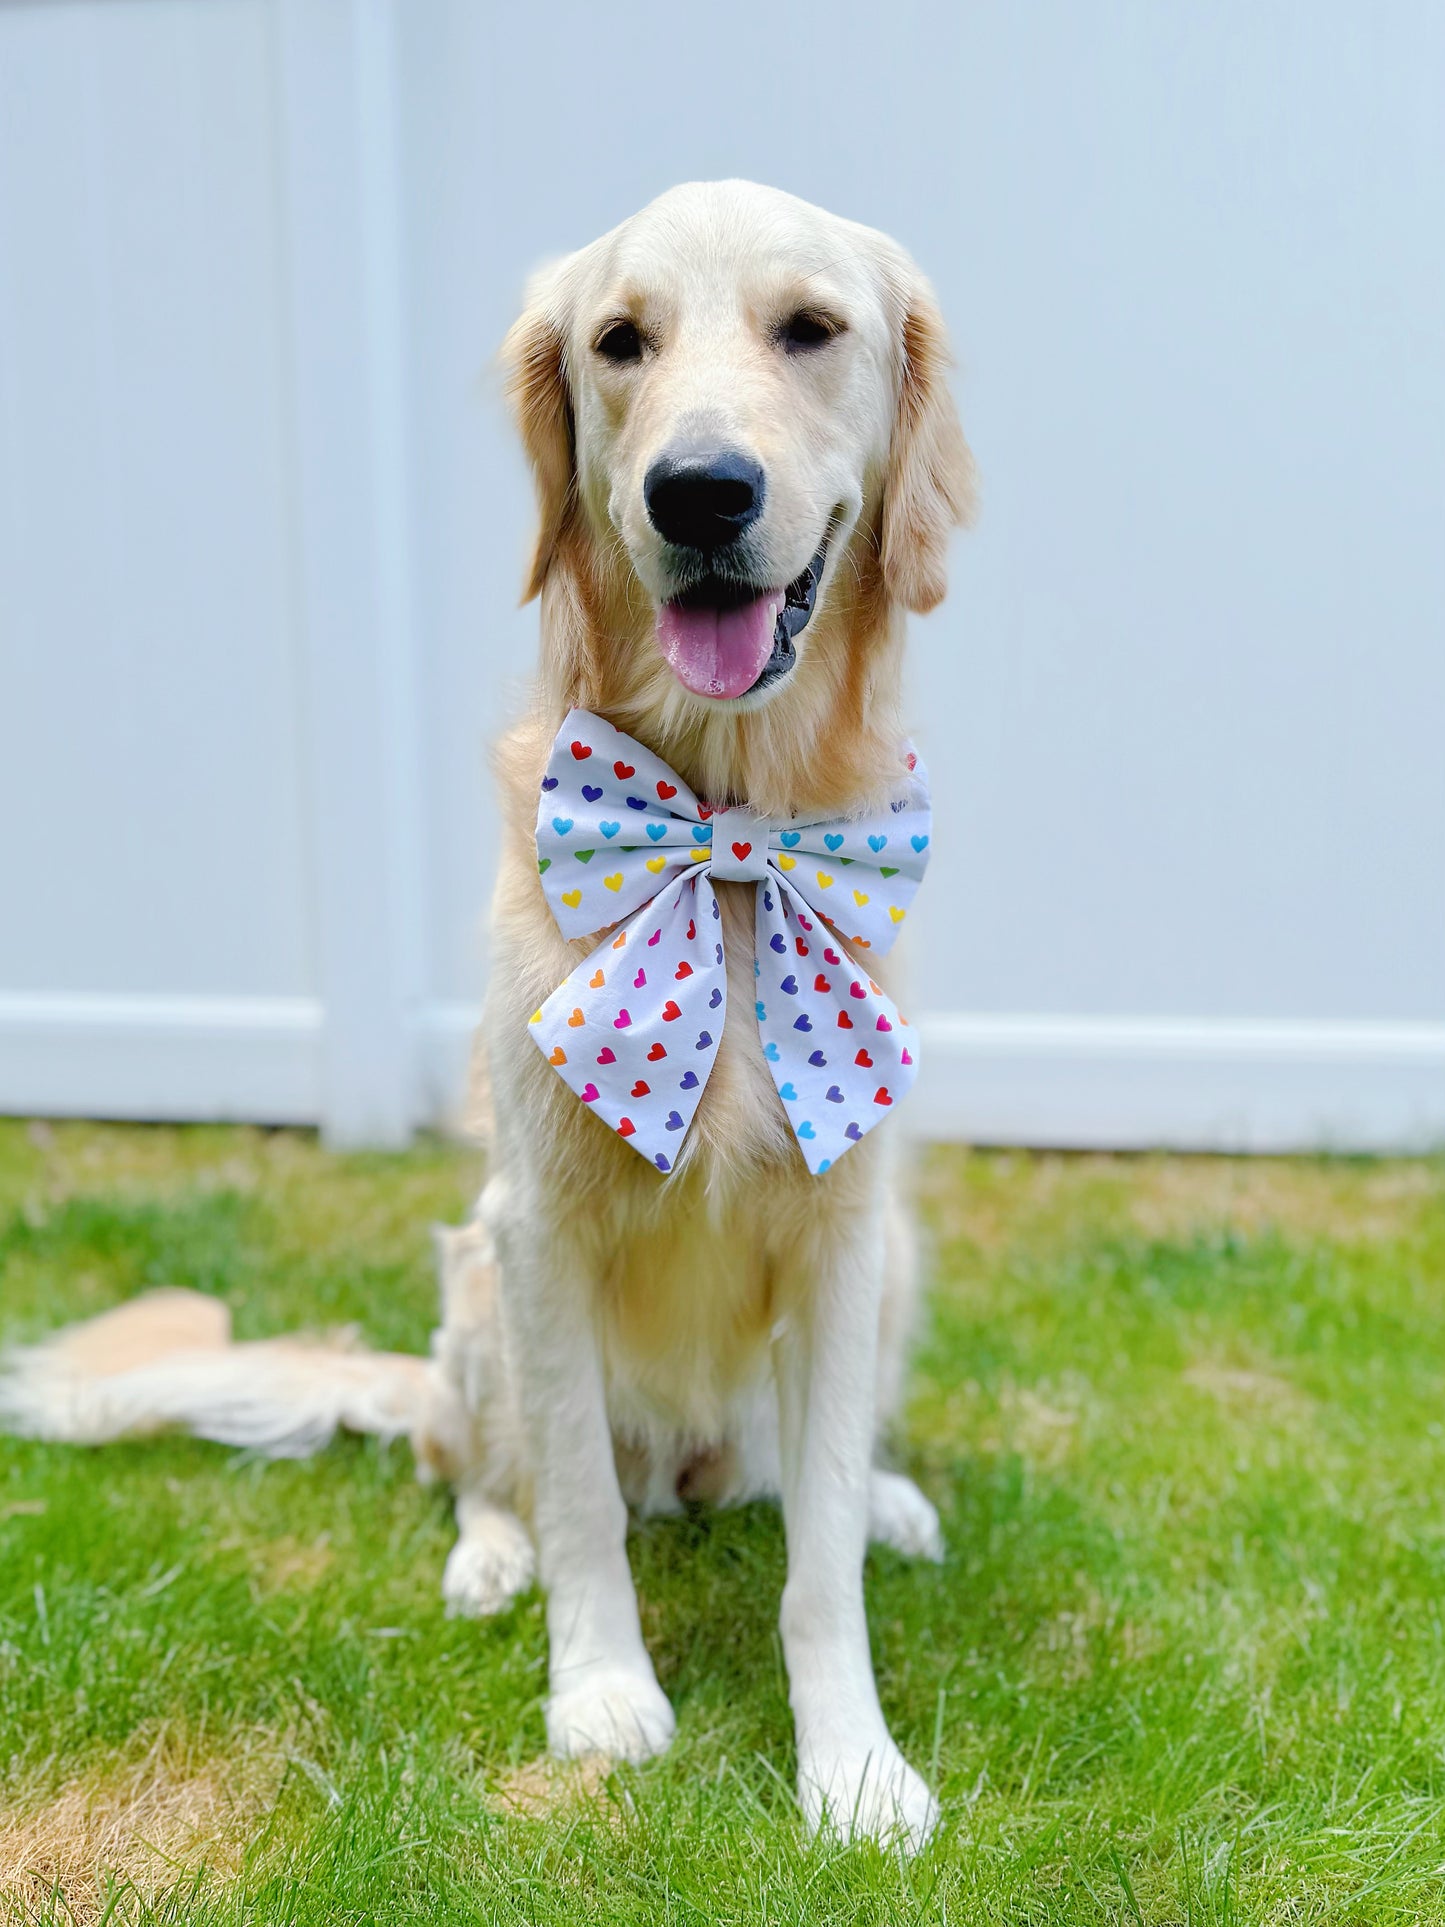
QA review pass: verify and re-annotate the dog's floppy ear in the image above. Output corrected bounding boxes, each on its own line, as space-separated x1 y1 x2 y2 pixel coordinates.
501 262 576 603
879 272 977 614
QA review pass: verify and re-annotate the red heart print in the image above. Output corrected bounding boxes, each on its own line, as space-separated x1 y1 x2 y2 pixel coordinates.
874 1087 892 1105
596 1046 616 1064
697 804 713 819
675 961 693 979
630 1080 650 1097
731 841 752 862
647 1042 667 1061
795 938 810 956
824 947 841 965
617 1117 636 1136
686 919 696 940
657 780 677 800
581 1083 599 1102
906 751 917 770
849 982 866 998
662 1000 682 1021
570 741 592 760
813 974 831 993
854 1049 873 1067
613 760 635 779
837 1011 854 1029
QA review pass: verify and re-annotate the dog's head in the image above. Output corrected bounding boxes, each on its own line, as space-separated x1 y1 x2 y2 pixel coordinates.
504 181 974 727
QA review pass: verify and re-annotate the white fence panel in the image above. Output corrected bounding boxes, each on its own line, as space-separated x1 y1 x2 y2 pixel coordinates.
2 0 1443 1151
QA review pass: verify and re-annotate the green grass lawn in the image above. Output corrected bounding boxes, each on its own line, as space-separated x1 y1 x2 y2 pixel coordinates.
3 1122 1445 1924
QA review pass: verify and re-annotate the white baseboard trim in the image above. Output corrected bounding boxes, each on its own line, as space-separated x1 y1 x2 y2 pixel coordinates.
4 994 1444 1154
0 992 325 1125
415 1003 1445 1155
910 1012 1445 1153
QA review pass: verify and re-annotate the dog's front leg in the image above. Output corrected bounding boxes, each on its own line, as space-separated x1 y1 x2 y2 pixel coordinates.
774 1201 938 1850
488 1186 674 1764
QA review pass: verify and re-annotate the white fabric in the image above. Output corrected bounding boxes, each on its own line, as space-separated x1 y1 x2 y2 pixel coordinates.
531 709 931 1175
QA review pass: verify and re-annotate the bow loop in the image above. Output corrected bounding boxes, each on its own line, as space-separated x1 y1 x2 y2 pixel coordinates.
536 710 712 941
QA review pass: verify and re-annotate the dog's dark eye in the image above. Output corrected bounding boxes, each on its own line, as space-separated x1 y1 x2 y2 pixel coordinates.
595 320 644 364
780 310 842 352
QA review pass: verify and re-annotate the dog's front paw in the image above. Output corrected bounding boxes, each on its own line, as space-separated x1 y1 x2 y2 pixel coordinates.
798 1741 939 1853
868 1469 944 1563
546 1664 675 1764
442 1509 536 1617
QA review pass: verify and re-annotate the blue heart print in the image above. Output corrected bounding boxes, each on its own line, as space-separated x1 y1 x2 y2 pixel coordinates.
770 934 786 953
824 832 844 851
778 1083 797 1101
779 830 801 847
582 784 603 801
600 821 620 838
809 1050 827 1066
695 1030 712 1049
709 988 722 1007
793 1015 812 1031
797 1121 816 1139
680 1070 700 1088
541 775 558 791
911 834 929 852
692 824 711 844
763 1042 780 1061
867 834 887 852
552 817 573 835
780 975 798 994
665 1111 684 1130
646 822 667 841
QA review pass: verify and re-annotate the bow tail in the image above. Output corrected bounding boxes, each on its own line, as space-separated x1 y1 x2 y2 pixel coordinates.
753 871 920 1175
529 871 727 1175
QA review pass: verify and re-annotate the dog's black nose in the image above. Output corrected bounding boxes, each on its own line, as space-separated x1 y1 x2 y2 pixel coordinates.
644 450 765 551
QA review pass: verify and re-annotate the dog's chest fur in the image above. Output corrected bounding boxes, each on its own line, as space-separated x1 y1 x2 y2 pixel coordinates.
484 829 884 1434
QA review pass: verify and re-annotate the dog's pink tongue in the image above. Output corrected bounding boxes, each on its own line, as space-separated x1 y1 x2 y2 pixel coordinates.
657 592 783 699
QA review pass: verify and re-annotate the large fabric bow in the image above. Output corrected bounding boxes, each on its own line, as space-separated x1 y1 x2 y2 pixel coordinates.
529 709 931 1176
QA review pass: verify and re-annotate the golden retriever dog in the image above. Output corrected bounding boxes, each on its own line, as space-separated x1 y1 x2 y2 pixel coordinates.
3 181 974 1849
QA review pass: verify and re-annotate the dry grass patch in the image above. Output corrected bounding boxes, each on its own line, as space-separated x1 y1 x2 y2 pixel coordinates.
1182 1359 1312 1418
489 1752 619 1823
919 1147 1442 1254
0 1727 282 1923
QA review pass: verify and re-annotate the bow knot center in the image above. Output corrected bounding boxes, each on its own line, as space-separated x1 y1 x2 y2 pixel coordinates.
708 807 771 882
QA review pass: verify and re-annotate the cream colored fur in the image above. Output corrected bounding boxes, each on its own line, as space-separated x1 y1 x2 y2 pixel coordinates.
472 180 972 1846
1 181 973 1852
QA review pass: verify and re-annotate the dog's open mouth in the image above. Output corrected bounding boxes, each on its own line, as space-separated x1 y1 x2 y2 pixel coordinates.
656 544 827 700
